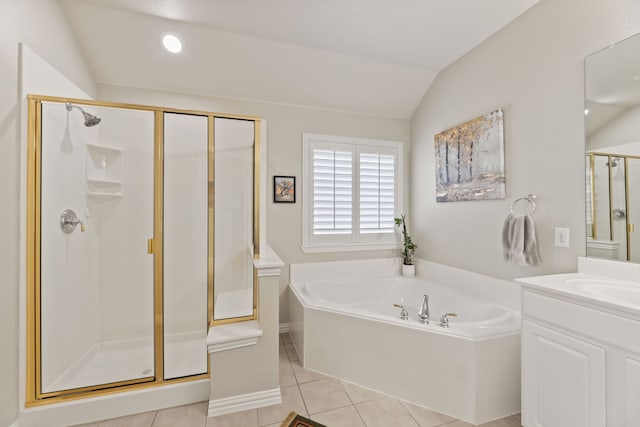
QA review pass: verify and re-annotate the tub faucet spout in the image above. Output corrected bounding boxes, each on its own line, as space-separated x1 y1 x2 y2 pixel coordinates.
418 294 429 324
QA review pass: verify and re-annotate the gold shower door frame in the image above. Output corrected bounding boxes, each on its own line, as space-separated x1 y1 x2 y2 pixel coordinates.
26 95 261 406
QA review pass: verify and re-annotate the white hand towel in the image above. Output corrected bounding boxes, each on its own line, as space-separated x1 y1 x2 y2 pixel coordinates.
502 213 542 267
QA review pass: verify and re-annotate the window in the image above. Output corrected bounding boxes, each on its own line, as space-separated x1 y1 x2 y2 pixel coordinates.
302 133 403 253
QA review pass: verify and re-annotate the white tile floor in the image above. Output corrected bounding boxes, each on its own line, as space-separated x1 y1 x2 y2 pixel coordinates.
73 333 522 427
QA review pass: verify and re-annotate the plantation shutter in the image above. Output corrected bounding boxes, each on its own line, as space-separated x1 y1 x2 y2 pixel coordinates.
312 148 353 235
302 133 402 251
359 152 395 234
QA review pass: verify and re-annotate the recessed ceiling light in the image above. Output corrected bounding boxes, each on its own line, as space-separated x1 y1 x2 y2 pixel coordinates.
584 108 590 115
162 33 182 54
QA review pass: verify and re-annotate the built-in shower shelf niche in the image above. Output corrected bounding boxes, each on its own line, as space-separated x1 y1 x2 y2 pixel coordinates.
86 143 122 199
86 190 123 200
86 143 122 182
87 178 122 188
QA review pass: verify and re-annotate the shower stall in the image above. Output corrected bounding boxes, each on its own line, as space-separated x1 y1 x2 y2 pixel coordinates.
26 95 260 404
586 152 640 262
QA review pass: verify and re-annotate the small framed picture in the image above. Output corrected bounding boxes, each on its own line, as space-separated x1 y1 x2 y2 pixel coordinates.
274 176 296 203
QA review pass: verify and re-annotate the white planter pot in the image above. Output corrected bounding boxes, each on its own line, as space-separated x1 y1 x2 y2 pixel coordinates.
402 264 415 277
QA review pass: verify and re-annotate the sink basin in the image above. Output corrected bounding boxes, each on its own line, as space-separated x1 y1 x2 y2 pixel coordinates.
567 278 640 306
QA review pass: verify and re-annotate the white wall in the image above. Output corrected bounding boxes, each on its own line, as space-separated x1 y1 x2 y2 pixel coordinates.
410 0 640 280
97 84 411 326
0 0 95 422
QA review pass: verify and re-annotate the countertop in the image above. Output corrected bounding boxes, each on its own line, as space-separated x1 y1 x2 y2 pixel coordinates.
517 271 640 319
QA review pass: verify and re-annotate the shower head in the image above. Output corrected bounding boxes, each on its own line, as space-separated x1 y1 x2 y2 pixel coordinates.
606 158 621 168
65 102 101 127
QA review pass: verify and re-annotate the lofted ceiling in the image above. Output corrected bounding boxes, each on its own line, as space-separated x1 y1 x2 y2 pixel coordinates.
61 0 539 118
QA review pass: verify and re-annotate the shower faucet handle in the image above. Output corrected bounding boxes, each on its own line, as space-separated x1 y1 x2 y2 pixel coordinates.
60 209 85 233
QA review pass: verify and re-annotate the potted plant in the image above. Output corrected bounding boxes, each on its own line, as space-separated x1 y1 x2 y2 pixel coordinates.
395 214 417 277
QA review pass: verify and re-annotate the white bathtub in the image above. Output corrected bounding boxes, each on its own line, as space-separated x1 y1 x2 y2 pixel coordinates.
288 258 521 425
302 276 520 339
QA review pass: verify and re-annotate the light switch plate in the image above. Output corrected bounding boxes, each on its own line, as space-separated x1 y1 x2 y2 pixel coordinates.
554 227 570 248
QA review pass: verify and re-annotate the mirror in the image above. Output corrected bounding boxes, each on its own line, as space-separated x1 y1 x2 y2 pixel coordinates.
585 32 640 262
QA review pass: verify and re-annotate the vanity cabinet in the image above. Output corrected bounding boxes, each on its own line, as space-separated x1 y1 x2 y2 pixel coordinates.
521 286 640 427
522 319 606 426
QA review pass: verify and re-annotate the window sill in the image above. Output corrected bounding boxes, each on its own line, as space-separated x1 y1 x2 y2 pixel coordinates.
300 242 399 254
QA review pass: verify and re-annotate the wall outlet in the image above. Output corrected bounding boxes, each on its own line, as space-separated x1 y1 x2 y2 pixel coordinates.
554 227 570 248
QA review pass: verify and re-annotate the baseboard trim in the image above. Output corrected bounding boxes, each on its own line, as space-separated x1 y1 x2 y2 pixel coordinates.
279 323 290 334
19 379 209 427
207 387 282 418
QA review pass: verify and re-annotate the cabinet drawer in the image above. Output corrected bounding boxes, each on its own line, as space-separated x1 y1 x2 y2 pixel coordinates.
523 289 640 353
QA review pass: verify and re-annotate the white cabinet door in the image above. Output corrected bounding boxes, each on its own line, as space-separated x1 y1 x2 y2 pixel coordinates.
624 357 640 426
522 320 606 427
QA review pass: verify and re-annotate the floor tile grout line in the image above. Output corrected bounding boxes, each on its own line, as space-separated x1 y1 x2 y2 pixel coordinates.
339 380 357 406
398 399 422 427
297 383 311 418
149 410 158 427
352 401 370 427
307 402 354 417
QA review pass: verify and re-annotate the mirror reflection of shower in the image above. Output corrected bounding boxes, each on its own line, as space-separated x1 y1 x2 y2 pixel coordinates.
586 152 640 262
65 102 101 127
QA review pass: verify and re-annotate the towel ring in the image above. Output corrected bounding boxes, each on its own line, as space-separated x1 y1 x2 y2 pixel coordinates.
510 194 537 215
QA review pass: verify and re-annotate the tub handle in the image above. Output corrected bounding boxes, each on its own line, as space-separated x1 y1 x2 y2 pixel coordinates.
440 312 458 328
393 304 409 320
60 209 85 233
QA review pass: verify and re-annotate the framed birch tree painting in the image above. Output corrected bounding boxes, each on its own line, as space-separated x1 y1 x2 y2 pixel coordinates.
434 109 505 202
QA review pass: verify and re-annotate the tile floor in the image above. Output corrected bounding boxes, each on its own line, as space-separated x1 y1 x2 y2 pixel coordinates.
75 333 522 427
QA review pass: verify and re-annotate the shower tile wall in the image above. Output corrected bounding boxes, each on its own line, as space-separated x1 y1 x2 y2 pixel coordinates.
41 102 100 392
94 107 154 344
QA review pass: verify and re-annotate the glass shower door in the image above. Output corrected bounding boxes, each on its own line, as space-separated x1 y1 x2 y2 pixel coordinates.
39 101 156 393
213 118 255 322
628 158 640 262
163 113 209 379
